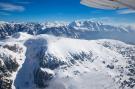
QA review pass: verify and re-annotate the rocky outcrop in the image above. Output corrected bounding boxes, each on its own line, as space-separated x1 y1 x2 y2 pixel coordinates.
0 44 25 89
34 68 54 88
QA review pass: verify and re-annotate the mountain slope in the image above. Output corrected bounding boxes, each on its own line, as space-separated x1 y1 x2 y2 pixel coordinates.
0 32 135 89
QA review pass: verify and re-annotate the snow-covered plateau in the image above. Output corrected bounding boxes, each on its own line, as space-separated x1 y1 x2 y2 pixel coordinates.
0 20 135 89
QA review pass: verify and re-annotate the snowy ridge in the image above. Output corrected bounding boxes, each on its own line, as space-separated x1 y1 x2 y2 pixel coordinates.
0 41 26 89
0 32 135 89
0 20 135 44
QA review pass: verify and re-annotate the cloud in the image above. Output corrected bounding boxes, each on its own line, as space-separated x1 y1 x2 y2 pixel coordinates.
89 17 135 26
0 11 10 16
16 2 31 4
117 9 135 14
0 2 25 12
129 23 135 29
90 17 115 24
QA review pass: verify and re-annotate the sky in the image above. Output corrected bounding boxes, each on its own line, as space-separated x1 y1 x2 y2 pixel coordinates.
0 0 135 24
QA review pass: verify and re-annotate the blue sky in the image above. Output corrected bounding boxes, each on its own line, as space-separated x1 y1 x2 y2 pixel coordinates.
0 0 135 24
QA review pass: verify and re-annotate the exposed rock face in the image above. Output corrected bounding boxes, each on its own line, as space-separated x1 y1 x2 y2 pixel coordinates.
0 58 12 89
34 68 54 88
0 43 25 89
39 53 66 70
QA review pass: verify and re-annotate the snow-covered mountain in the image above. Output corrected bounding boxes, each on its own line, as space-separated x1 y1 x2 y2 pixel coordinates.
0 20 135 89
0 20 135 44
0 32 135 89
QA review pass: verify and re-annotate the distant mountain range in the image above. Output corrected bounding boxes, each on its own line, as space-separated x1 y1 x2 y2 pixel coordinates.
0 20 135 44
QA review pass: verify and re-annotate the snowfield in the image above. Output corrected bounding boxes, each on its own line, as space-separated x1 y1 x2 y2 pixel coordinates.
0 20 135 89
0 32 135 89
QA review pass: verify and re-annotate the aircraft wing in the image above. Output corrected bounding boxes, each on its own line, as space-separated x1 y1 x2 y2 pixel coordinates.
80 0 135 10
